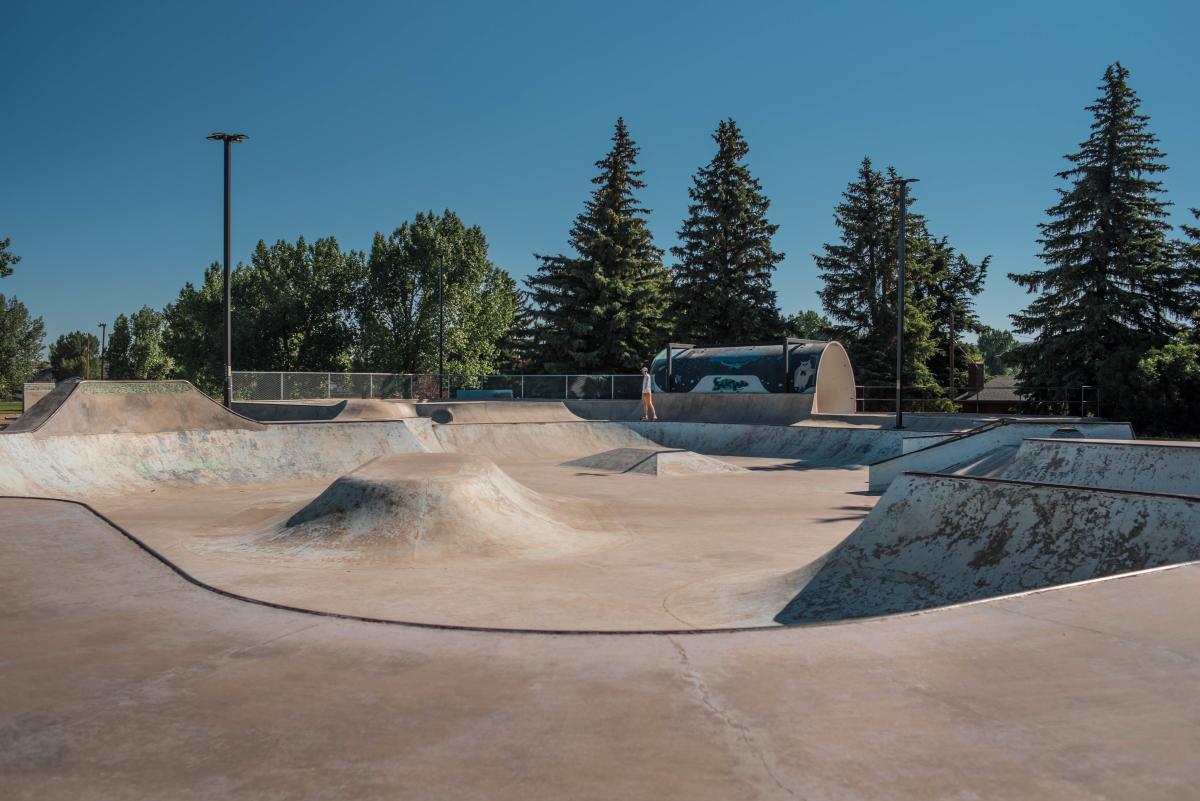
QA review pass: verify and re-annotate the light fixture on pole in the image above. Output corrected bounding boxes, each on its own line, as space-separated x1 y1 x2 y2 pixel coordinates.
207 132 249 407
891 177 919 430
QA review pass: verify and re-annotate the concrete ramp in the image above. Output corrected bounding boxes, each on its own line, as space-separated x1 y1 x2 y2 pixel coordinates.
5 380 264 435
245 453 614 562
431 421 661 462
418 401 586 425
868 420 1134 491
562 447 745 476
233 399 418 422
776 473 1200 624
1000 438 1200 494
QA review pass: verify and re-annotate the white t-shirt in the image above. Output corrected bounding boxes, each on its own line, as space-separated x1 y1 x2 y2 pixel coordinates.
642 372 652 394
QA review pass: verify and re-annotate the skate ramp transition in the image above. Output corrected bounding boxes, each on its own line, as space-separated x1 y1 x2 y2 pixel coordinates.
233 399 418 422
4 379 264 436
245 453 613 562
1000 438 1200 494
776 472 1200 624
562 447 746 476
868 419 1134 491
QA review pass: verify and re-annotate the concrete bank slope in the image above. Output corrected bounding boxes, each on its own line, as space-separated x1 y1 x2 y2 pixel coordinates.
567 393 816 425
868 419 1134 491
0 419 438 497
233 398 419 422
5 380 264 436
6 497 1200 801
1000 437 1200 494
778 472 1200 624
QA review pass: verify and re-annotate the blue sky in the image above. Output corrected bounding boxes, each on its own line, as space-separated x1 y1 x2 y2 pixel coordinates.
4 0 1198 348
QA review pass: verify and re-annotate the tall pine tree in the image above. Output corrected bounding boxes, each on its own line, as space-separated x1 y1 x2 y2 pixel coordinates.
670 118 783 342
1009 63 1187 399
815 158 941 391
527 118 671 372
915 237 989 390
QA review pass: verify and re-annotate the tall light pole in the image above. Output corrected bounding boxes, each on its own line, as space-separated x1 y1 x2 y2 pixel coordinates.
892 177 919 430
97 322 107 380
207 132 248 407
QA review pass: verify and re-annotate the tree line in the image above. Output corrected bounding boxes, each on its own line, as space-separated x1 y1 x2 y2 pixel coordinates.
3 62 1197 432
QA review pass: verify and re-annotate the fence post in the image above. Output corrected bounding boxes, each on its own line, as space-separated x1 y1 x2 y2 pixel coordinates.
279 372 284 400
610 375 614 399
563 374 568 400
520 375 525 400
326 373 331 399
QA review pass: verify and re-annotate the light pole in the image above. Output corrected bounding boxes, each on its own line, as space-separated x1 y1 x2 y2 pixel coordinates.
207 132 248 407
97 322 107 380
892 177 919 430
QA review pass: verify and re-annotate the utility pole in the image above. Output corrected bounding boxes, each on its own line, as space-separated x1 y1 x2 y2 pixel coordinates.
207 132 248 407
97 322 107 380
438 259 445 399
892 177 919 430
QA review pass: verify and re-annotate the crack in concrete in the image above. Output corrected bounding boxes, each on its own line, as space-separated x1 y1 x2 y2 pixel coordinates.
667 636 803 800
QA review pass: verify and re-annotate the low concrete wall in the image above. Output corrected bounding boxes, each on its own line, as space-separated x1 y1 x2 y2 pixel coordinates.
1001 438 1200 495
567 392 816 426
868 420 1134 491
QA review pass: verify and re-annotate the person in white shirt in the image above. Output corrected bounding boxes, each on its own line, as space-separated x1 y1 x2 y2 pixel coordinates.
640 366 658 421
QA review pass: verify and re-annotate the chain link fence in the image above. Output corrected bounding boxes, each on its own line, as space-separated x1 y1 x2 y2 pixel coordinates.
232 372 645 401
856 384 1101 416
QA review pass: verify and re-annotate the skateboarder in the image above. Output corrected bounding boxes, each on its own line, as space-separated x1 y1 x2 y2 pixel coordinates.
640 366 658 421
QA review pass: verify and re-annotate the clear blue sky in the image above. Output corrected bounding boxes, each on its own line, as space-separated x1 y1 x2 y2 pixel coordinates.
4 0 1198 348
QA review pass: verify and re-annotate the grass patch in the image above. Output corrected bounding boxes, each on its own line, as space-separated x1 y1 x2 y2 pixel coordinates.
0 402 21 413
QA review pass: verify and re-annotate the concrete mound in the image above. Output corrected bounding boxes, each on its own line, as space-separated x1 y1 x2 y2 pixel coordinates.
776 473 1200 624
562 447 745 476
4 379 264 436
255 453 614 561
418 401 585 425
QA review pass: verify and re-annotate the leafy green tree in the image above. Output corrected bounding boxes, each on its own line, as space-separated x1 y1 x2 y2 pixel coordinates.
106 307 175 380
782 310 832 340
163 262 228 395
0 237 19 279
356 211 516 376
49 331 100 380
1009 63 1188 404
0 294 45 397
977 326 1017 377
1128 338 1200 435
527 118 671 372
239 236 364 372
815 158 941 392
670 119 783 342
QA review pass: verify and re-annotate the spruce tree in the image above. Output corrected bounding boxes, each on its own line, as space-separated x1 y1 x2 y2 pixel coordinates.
815 158 941 392
670 119 783 342
1009 63 1187 399
527 118 671 372
0 237 20 279
915 237 989 390
1178 208 1200 328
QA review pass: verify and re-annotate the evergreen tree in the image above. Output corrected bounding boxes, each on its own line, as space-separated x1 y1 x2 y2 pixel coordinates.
527 118 671 372
0 237 19 279
815 158 941 391
916 237 989 390
1178 208 1200 328
496 287 542 373
1009 63 1187 400
670 119 783 342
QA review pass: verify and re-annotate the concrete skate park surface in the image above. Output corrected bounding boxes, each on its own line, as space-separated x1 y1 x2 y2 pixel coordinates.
5 380 1200 797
